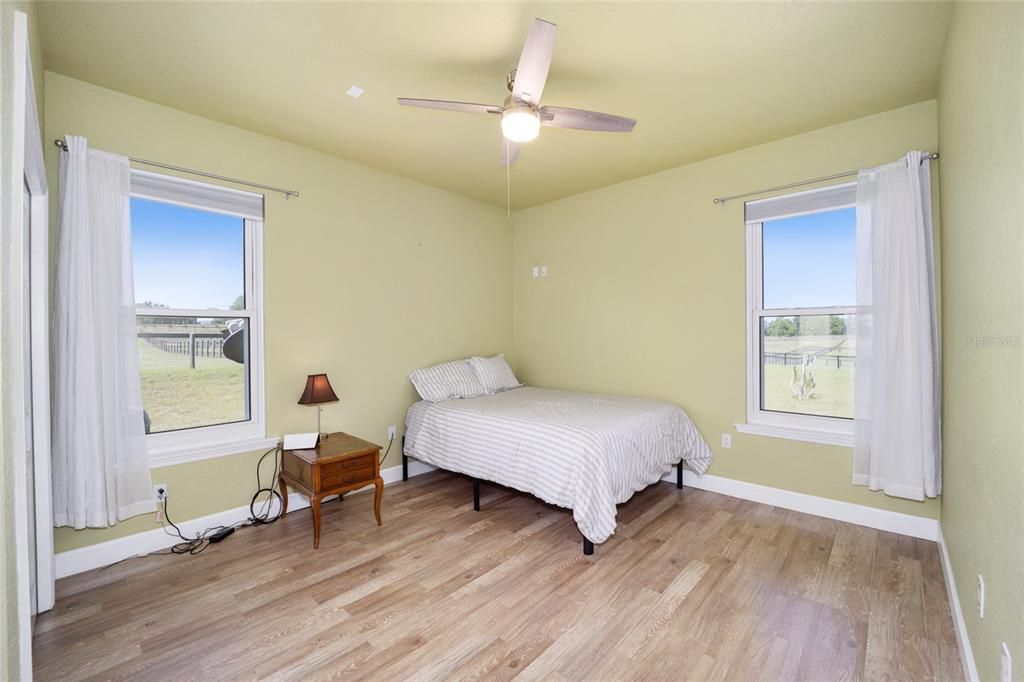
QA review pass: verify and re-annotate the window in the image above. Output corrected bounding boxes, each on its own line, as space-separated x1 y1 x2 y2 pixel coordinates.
130 170 271 465
738 183 857 446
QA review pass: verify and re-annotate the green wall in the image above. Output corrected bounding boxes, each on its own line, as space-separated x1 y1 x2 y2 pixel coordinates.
512 100 941 520
23 7 1024 681
47 77 946 565
938 3 1024 680
46 71 513 553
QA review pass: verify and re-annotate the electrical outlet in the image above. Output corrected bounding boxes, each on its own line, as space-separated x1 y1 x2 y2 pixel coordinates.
977 575 985 619
1001 642 1012 682
721 433 732 449
387 425 397 441
153 483 168 502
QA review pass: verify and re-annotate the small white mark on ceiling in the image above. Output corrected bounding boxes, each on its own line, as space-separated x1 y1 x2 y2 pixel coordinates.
346 85 365 99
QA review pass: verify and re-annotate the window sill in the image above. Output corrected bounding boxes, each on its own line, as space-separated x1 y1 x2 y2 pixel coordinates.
148 436 280 469
735 422 854 448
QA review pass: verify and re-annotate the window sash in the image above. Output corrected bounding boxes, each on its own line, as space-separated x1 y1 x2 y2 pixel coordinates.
755 305 856 317
756 312 856 420
136 307 253 318
130 173 266 460
745 198 857 434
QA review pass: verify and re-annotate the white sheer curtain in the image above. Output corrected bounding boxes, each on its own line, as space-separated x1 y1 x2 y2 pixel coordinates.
853 150 941 500
52 135 155 528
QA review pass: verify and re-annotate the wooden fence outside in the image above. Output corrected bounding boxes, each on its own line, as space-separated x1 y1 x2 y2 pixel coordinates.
764 353 856 369
140 332 225 368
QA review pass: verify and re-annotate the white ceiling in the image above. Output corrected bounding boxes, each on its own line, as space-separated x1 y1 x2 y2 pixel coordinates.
37 1 953 208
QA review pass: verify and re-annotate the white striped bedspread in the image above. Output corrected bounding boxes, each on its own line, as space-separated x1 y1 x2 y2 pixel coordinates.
404 386 713 544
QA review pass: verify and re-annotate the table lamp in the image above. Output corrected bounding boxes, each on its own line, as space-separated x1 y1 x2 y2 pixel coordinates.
297 373 339 441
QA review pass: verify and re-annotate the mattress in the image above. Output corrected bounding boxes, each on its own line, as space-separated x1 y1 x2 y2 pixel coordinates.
404 386 713 544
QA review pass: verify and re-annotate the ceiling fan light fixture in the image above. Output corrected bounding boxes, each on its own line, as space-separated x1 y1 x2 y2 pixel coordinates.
501 104 540 142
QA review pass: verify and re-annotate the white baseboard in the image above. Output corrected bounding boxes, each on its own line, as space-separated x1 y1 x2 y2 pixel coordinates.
662 469 940 541
55 458 438 579
937 526 979 682
57 458 936 579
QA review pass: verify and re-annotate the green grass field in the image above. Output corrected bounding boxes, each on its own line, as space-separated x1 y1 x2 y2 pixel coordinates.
762 364 853 418
137 340 246 433
760 332 854 418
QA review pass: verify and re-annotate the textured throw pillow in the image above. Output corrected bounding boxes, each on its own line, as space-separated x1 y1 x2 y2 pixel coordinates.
409 359 486 402
468 354 522 394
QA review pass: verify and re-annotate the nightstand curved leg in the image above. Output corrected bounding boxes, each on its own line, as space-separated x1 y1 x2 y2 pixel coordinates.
374 477 384 526
311 496 322 549
279 476 289 515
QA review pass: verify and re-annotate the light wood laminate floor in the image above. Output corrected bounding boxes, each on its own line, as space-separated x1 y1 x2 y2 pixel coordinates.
34 471 963 681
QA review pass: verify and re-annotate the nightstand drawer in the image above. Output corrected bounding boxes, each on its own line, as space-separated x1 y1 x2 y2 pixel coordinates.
322 454 376 488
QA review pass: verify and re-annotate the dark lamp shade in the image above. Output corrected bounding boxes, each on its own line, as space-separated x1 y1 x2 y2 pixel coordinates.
297 373 339 405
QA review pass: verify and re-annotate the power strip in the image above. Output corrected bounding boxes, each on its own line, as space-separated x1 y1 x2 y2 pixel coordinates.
209 527 235 544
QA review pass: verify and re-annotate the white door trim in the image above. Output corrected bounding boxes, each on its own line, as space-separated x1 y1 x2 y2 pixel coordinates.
6 10 52 679
7 10 34 678
23 14 54 615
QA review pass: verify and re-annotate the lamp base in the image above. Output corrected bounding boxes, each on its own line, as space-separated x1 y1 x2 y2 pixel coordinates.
316 406 329 443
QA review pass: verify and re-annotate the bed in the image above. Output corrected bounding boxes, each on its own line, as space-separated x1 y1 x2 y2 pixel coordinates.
402 386 713 554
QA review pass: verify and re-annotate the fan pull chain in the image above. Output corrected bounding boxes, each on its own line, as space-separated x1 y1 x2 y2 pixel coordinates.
506 140 511 218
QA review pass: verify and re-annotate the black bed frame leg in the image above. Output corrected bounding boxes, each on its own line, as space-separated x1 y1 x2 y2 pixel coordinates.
472 478 481 511
402 437 408 482
677 461 683 490
583 538 594 556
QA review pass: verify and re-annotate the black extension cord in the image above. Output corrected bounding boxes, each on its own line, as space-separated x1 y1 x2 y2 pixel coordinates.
158 446 284 556
157 436 395 558
247 446 284 526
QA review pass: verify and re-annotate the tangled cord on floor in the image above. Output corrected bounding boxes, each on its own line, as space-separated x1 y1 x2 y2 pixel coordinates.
155 434 395 557
157 446 284 555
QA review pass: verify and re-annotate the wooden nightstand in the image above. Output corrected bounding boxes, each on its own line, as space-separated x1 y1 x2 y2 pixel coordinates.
278 432 383 549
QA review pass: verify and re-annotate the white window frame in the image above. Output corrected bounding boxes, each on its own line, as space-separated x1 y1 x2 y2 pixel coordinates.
130 171 275 466
736 182 857 447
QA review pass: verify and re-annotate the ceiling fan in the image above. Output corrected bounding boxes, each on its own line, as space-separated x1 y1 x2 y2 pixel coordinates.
398 18 637 166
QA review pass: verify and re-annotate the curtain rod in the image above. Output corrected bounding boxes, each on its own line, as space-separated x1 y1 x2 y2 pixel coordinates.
53 139 299 199
712 152 939 205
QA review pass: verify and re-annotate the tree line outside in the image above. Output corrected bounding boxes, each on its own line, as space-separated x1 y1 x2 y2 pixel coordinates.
764 314 847 337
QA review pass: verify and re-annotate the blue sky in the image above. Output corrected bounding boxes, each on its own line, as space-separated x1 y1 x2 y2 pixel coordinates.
762 207 856 309
131 198 245 310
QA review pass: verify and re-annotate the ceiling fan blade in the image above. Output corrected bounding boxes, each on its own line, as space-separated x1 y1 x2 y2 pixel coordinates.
511 18 557 105
539 106 636 133
500 138 521 166
397 98 503 115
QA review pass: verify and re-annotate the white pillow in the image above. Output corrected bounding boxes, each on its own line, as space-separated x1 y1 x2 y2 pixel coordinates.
468 354 522 394
409 359 486 402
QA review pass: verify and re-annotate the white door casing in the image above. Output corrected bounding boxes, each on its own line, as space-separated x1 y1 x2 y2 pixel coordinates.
6 9 54 679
